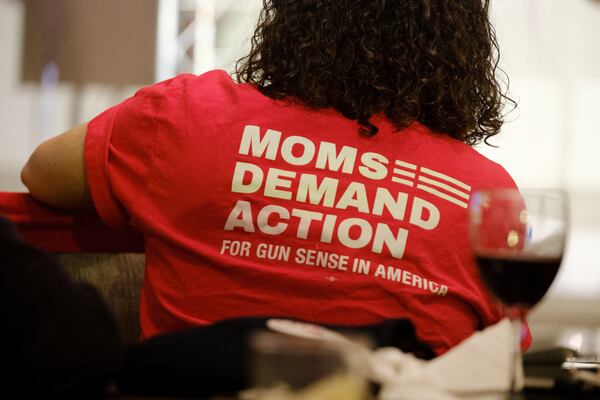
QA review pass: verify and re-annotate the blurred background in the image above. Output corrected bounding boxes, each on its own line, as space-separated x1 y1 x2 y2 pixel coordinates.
0 0 598 352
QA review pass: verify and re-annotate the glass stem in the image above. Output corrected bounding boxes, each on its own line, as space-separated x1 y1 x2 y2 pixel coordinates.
509 316 524 398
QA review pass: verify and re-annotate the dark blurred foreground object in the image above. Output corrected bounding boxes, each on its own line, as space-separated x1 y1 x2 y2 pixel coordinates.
0 191 145 345
117 317 435 398
0 217 125 398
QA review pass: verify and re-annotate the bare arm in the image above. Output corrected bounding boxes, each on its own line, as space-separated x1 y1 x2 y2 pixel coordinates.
21 123 92 209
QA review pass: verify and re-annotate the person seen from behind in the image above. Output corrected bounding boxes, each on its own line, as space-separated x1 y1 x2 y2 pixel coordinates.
21 0 520 356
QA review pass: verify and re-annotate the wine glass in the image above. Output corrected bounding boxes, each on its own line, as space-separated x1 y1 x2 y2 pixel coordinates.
469 189 568 397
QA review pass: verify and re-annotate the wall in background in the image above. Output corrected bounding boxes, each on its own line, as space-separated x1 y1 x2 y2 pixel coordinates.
21 0 157 85
0 0 141 189
486 0 600 310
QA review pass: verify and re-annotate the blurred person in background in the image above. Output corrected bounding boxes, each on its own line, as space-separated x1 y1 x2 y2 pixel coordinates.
20 0 518 363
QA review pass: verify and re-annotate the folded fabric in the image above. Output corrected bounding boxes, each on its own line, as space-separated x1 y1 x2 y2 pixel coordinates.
0 191 143 253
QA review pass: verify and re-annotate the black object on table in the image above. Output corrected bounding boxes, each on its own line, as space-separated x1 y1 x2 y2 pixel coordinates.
524 347 600 399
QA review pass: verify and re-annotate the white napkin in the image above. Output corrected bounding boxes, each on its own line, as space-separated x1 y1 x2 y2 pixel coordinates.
375 318 521 400
266 318 522 400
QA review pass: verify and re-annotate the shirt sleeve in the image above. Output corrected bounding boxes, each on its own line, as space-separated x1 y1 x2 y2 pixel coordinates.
85 81 168 229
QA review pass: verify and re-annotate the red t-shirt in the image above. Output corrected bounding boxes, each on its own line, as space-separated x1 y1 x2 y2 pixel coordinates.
85 70 517 354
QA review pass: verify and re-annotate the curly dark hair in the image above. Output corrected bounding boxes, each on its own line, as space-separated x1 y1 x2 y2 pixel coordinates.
236 0 515 145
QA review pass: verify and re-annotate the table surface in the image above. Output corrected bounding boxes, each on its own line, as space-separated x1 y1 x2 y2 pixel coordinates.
106 389 598 400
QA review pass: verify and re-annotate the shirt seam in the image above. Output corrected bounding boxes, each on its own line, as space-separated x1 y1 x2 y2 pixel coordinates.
88 101 129 228
130 86 168 230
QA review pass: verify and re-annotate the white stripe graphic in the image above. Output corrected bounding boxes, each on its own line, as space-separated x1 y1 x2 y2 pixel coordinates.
417 184 469 208
418 176 470 200
394 159 417 170
392 177 415 187
392 168 416 178
420 167 471 191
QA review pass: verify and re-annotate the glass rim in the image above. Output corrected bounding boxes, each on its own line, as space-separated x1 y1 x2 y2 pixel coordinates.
469 188 569 208
471 188 567 196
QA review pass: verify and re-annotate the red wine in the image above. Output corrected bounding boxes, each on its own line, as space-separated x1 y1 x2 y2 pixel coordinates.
476 255 561 309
